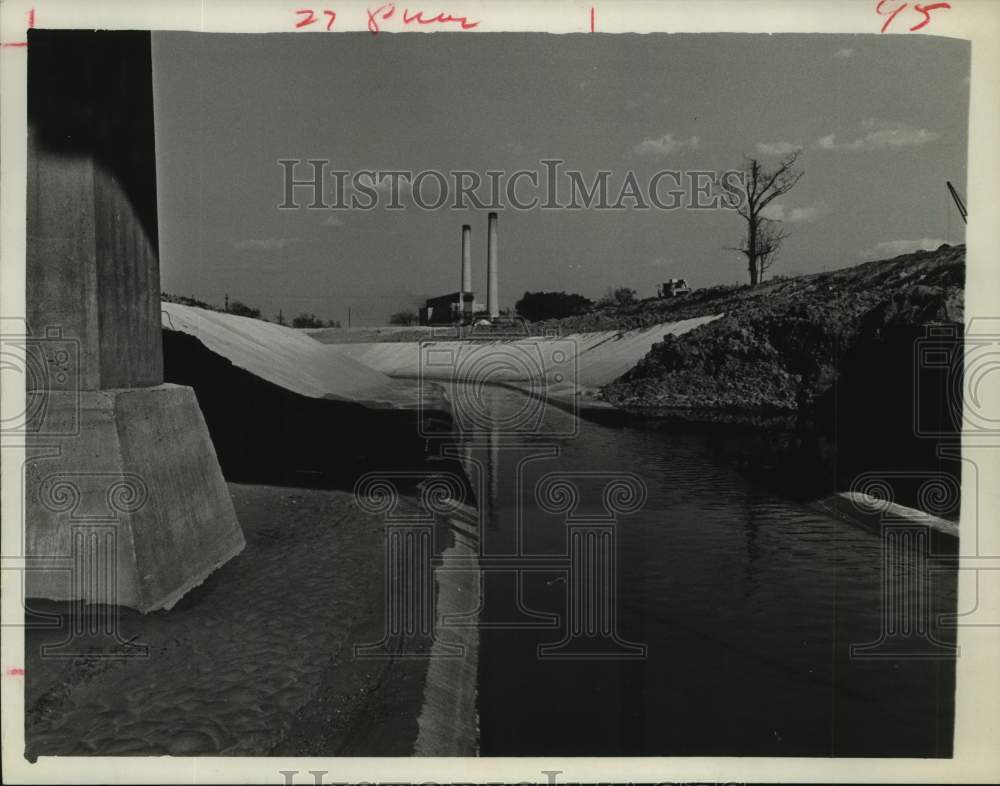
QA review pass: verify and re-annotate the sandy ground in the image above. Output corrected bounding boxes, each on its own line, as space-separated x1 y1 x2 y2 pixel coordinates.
23 483 430 758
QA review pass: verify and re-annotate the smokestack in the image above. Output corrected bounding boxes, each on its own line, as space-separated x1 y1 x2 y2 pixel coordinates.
487 211 499 319
461 224 472 322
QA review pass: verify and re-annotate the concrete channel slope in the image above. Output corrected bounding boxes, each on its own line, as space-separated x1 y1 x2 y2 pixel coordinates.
161 302 718 410
316 315 721 396
160 302 418 408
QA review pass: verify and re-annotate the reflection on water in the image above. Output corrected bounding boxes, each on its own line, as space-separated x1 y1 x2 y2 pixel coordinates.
463 386 957 757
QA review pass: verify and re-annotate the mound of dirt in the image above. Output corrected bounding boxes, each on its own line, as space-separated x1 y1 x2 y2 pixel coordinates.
599 244 964 413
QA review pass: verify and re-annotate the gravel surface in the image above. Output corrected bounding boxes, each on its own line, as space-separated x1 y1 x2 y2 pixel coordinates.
25 484 415 757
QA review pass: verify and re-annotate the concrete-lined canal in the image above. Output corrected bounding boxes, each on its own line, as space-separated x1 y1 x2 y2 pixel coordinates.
463 385 956 757
23 336 959 759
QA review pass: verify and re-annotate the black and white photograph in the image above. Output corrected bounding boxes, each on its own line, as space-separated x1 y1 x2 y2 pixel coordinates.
1 0 999 783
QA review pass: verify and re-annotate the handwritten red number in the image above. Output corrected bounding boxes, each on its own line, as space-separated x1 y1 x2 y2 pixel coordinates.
876 0 950 32
910 2 950 31
295 8 337 31
876 0 908 33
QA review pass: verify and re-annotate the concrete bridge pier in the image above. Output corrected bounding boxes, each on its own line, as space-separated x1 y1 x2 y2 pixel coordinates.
24 30 245 613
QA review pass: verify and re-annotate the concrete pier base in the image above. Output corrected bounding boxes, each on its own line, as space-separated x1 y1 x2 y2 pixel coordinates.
25 30 246 614
25 385 245 613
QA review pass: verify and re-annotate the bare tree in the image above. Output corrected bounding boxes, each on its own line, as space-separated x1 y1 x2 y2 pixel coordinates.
729 151 803 286
739 218 790 283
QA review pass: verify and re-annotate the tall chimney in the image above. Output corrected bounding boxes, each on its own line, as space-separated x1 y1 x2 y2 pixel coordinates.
486 211 499 319
461 224 472 322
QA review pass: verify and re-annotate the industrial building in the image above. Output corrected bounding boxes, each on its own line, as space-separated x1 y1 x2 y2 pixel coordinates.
419 292 479 325
419 213 499 325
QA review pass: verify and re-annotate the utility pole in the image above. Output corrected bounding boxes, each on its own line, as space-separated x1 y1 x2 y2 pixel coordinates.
277 308 284 325
348 307 352 328
224 293 229 312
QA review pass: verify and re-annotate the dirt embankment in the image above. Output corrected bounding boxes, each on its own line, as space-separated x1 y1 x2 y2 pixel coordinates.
557 244 965 513
593 244 964 413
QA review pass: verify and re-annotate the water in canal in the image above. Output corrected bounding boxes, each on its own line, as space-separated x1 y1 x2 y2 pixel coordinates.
458 386 957 757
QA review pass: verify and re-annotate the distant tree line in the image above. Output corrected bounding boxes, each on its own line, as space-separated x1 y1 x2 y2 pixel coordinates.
227 300 261 319
161 293 340 328
510 288 647 322
290 313 341 328
161 293 220 311
386 287 646 328
515 291 593 322
389 310 419 326
597 287 638 308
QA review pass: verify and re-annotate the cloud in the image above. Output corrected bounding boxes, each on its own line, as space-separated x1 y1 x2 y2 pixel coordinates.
320 211 399 235
860 237 946 259
649 256 674 267
816 119 940 152
755 140 801 156
633 133 701 157
833 47 855 59
353 172 394 193
761 201 829 223
233 238 299 250
816 133 838 149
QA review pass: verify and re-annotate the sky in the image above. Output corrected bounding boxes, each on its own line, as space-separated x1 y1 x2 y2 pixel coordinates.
152 32 969 326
